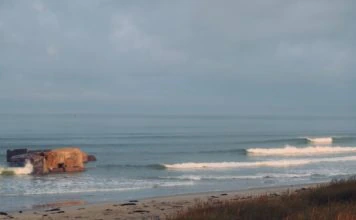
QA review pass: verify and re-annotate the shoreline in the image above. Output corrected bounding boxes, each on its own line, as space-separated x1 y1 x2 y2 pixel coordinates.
0 182 327 220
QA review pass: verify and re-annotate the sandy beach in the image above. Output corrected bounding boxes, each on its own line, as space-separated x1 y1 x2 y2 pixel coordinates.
0 183 321 220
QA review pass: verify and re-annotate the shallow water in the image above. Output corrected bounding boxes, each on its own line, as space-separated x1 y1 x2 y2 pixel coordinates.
1 114 356 211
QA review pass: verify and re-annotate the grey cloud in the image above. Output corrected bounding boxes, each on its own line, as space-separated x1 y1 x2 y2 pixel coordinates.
0 0 354 114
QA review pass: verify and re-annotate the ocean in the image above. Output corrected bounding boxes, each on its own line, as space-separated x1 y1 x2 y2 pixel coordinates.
1 114 356 211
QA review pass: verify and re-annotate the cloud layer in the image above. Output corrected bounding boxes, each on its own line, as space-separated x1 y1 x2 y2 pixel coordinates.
0 0 354 114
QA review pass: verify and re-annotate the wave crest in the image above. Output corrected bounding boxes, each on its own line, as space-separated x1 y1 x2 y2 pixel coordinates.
306 137 333 144
246 145 356 156
159 173 312 181
163 156 356 170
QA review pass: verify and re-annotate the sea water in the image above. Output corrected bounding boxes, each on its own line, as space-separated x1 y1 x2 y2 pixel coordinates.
0 114 356 211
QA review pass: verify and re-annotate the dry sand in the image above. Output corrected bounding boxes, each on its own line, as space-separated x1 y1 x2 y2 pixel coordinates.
0 183 321 220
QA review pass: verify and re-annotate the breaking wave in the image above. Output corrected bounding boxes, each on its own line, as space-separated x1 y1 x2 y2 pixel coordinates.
0 161 33 175
159 173 313 181
199 149 246 154
306 137 333 144
163 156 356 170
160 175 263 181
246 145 356 156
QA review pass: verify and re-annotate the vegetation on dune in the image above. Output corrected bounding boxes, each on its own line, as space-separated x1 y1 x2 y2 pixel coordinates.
170 177 356 220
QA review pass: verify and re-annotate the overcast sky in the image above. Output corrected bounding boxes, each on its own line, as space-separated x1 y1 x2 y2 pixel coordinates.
0 0 355 115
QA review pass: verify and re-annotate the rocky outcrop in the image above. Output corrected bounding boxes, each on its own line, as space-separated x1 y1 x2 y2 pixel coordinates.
6 147 96 175
45 148 85 173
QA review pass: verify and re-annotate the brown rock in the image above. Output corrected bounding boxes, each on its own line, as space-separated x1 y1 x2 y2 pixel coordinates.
44 148 85 172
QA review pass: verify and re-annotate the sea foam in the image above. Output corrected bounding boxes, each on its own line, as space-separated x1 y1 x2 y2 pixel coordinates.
163 156 356 170
0 161 33 175
159 173 312 181
246 145 356 156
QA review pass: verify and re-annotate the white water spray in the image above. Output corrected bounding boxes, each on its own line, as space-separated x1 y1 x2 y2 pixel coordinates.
0 161 33 175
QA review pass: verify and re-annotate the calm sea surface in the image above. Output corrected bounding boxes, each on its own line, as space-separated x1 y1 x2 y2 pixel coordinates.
1 114 356 211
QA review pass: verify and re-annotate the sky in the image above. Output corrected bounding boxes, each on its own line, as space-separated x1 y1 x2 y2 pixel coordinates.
0 0 355 115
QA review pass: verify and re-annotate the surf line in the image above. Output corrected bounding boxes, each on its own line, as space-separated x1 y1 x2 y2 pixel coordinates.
163 156 356 169
246 145 356 156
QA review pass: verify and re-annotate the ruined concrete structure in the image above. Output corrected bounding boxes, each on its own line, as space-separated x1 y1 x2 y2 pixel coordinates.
6 147 96 175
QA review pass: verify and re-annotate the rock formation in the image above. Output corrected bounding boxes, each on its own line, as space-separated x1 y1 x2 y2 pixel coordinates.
6 147 96 175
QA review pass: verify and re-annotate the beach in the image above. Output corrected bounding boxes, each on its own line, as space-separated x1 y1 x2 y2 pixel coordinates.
0 183 320 220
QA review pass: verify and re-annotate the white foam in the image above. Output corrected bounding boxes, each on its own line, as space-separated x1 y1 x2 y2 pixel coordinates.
247 145 356 156
306 137 333 144
0 161 33 175
163 156 356 170
1 178 194 196
6 187 144 196
161 174 272 180
161 173 327 181
18 181 195 196
261 173 311 179
161 175 204 181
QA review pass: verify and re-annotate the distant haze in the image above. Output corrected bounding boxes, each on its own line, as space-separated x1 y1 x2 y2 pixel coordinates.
0 0 355 115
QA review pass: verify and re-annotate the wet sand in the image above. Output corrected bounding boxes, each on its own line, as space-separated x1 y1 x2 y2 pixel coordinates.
0 183 321 220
